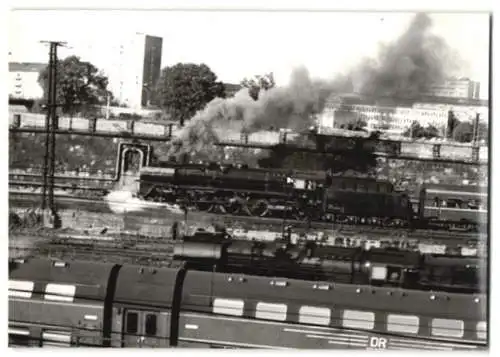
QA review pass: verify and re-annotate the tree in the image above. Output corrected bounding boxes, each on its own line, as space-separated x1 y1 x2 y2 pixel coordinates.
423 125 440 139
403 121 440 139
476 122 489 143
453 121 474 143
154 63 226 126
241 73 276 101
446 110 460 139
38 56 110 115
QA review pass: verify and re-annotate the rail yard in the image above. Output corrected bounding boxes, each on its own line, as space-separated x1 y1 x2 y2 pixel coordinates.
8 11 490 351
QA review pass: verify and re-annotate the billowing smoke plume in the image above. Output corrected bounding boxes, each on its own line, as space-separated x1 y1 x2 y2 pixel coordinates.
353 13 460 98
169 67 350 159
168 13 460 160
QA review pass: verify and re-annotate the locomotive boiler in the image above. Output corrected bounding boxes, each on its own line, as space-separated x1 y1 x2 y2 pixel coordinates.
137 163 487 232
172 230 484 294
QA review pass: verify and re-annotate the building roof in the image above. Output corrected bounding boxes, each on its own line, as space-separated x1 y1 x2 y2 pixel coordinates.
9 62 47 73
327 93 488 108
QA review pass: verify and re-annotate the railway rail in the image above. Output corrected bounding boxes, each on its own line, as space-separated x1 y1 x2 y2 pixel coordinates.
9 193 487 242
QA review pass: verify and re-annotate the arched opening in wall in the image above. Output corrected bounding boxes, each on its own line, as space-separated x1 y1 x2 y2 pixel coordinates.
119 147 145 190
123 149 143 175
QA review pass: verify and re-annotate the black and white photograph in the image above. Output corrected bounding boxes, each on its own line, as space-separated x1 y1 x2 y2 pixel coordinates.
6 5 492 351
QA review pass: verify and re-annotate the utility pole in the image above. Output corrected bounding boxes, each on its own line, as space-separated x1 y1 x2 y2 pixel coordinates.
40 41 66 223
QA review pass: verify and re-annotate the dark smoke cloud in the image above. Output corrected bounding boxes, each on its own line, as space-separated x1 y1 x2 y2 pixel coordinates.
353 13 460 98
169 67 351 158
168 13 460 160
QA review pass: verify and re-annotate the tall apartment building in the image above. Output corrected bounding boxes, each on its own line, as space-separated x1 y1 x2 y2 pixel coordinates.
425 78 481 100
8 62 46 99
107 33 163 110
81 33 163 110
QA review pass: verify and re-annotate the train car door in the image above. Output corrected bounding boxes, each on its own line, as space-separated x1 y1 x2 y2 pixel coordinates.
122 309 165 348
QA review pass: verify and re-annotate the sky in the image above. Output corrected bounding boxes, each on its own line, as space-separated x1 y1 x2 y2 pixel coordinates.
8 10 490 98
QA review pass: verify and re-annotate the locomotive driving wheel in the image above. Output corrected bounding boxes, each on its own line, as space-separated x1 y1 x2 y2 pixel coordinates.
195 199 215 212
224 196 245 215
249 199 269 217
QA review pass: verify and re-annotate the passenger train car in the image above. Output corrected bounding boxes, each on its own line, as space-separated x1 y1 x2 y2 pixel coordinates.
9 258 487 350
418 184 488 231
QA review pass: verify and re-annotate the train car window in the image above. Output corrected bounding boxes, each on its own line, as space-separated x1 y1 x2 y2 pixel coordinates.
387 314 420 334
126 312 139 334
431 318 464 338
298 306 331 326
213 298 245 316
44 283 76 302
255 302 288 321
145 314 157 336
371 266 388 280
8 327 31 347
477 321 487 340
8 280 34 298
342 310 375 330
42 330 72 347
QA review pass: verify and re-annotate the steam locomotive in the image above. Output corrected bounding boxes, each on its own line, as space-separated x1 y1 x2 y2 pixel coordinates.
9 257 487 350
172 229 484 294
137 163 488 231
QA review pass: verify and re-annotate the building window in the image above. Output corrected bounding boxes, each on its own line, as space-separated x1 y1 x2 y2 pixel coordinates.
342 310 375 330
126 312 139 334
387 314 420 334
431 318 464 338
298 306 331 326
255 302 287 321
145 314 157 336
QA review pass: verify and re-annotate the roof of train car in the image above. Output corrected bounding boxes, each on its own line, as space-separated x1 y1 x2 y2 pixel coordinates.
113 264 182 308
422 191 487 202
9 258 117 301
181 270 486 321
421 184 488 194
423 255 482 268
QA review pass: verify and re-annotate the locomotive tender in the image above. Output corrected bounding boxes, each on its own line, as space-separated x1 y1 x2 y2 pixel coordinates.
9 258 487 350
173 230 483 294
138 163 487 231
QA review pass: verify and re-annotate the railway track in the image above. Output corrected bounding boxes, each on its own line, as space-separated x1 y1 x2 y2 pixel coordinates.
8 226 487 264
9 192 487 241
9 234 176 267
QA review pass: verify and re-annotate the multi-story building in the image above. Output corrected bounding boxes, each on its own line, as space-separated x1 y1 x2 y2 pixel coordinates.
425 78 481 100
80 33 163 111
413 102 488 124
332 105 449 136
318 92 488 136
108 33 163 110
8 62 46 99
